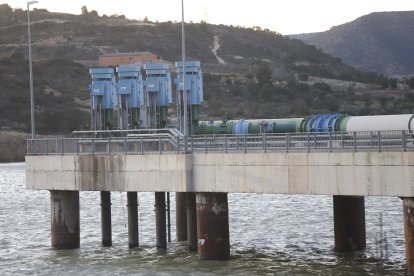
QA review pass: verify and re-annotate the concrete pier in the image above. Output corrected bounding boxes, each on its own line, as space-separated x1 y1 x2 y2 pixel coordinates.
196 192 230 260
333 195 366 251
186 192 197 251
100 191 112 247
127 192 138 248
155 192 167 249
403 198 414 274
50 191 80 249
176 192 187 241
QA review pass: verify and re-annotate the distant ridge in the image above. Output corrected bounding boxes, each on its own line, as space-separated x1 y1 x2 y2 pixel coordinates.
291 11 414 76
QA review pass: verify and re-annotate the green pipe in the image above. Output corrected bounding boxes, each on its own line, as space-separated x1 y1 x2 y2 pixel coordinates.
131 108 140 129
104 109 113 130
337 116 351 132
160 106 168 129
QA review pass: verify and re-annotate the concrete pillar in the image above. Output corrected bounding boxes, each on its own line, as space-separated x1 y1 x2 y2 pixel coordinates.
333 195 366 251
176 192 187 241
50 190 80 249
186 192 197 251
155 192 167 249
196 192 230 260
100 191 112 247
127 192 138 248
403 198 414 274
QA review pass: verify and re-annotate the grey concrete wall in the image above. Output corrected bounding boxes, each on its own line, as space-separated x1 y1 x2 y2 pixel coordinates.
26 151 414 197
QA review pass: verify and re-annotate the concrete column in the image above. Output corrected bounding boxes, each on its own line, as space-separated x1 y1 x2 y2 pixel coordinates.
196 192 230 260
50 190 80 249
403 198 414 274
100 191 112 247
333 195 366 251
155 192 167 249
176 192 187 241
127 192 138 248
186 192 197 251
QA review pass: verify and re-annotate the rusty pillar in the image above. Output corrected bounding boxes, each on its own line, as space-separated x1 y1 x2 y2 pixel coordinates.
100 191 112 247
186 192 197 251
333 195 366 251
196 192 230 260
176 192 187 241
127 192 138 248
155 192 167 249
50 190 80 249
403 198 414 274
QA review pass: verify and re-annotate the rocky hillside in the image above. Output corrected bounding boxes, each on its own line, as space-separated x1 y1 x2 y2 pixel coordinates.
292 11 414 76
1 4 413 135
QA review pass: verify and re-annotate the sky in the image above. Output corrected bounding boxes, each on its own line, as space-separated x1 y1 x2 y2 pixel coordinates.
4 0 414 34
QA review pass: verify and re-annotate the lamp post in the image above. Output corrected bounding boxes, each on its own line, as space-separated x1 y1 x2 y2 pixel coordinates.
181 0 187 136
27 0 38 140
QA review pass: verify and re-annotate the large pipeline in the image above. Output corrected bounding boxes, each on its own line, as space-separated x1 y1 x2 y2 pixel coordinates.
195 114 414 135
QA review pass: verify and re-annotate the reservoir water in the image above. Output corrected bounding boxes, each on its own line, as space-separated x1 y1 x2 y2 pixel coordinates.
0 163 406 275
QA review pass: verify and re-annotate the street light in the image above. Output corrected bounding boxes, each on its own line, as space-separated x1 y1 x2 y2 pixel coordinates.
27 0 38 139
181 0 187 136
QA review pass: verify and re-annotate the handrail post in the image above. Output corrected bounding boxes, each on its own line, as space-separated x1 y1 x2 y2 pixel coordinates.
141 137 144 155
341 132 345 149
263 133 267 153
46 140 49 155
307 132 310 153
225 135 228 153
286 134 290 153
236 135 239 150
76 139 79 155
353 132 357 152
92 138 95 155
205 135 207 154
191 135 194 152
108 137 111 155
403 130 406 152
377 131 381 152
329 131 332 152
124 137 127 155
244 135 247 153
159 136 162 154
177 136 180 154
61 139 64 155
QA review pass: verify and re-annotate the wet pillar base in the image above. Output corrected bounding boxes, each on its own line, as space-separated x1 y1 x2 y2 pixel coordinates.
176 192 187 241
403 198 414 274
50 190 80 249
155 192 167 249
100 191 112 247
333 195 366 251
127 192 138 248
187 192 197 251
196 192 230 260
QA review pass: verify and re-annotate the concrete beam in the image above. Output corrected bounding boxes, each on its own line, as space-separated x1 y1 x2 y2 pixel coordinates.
26 152 414 197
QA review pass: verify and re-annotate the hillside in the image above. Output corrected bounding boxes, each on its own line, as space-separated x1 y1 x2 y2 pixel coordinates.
1 4 413 136
292 11 414 76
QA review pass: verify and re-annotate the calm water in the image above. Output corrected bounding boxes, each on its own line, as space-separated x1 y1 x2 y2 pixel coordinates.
0 163 407 275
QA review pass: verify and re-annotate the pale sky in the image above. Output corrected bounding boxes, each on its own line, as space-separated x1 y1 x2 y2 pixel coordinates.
4 0 414 34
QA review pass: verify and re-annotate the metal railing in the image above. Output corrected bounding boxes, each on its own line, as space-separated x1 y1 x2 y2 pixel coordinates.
27 130 414 156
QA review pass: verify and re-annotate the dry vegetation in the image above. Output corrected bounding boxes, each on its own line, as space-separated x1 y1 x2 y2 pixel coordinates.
0 131 28 162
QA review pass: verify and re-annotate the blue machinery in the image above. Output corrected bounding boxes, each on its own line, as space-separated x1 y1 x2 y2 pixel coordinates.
175 61 203 134
89 61 200 131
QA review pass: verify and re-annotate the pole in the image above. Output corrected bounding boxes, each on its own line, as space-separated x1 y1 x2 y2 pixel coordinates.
27 1 38 139
181 0 187 136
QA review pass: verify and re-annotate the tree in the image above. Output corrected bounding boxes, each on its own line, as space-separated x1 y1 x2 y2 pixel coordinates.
0 4 12 14
81 6 88 15
255 62 272 87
